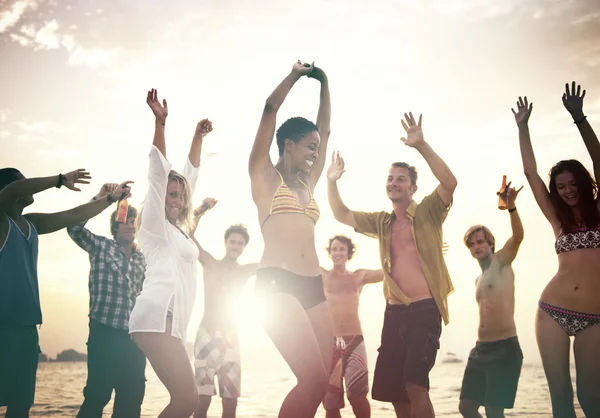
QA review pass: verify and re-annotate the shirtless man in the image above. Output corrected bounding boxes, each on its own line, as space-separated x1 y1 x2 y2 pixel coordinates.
327 112 457 418
321 235 383 418
190 198 258 418
459 182 524 418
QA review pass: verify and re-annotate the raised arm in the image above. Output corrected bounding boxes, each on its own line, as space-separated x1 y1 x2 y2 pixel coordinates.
146 88 169 158
513 96 559 227
190 197 217 266
66 183 121 252
307 67 331 187
562 82 600 181
27 181 132 235
496 181 525 265
0 169 91 215
249 61 313 180
400 112 457 206
327 151 357 228
182 120 212 196
188 119 213 168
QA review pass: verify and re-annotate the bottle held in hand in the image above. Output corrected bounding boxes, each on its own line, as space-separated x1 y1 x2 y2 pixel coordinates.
498 175 508 210
116 198 129 223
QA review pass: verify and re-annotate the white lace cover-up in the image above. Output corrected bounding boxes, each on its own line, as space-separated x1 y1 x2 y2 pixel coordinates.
129 145 200 340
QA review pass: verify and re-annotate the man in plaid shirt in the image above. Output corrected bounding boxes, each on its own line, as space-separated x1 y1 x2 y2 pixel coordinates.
67 183 147 418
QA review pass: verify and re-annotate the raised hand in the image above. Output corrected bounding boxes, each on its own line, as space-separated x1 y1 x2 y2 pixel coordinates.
63 169 91 192
307 66 327 82
562 81 586 121
146 88 168 122
193 119 213 140
108 181 134 202
497 179 523 209
400 112 425 148
97 183 119 199
511 96 533 127
327 151 346 182
505 183 523 208
191 198 217 234
194 197 218 216
291 60 314 77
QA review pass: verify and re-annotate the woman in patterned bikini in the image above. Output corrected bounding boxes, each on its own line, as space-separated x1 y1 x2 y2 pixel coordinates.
248 61 332 418
514 82 600 417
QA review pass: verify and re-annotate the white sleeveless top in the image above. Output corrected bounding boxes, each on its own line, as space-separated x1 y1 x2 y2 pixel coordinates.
129 145 200 340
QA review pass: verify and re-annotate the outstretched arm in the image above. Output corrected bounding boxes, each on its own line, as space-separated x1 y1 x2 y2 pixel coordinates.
360 269 384 285
27 181 132 235
513 96 559 227
66 183 124 252
188 119 213 168
146 88 169 158
249 61 314 180
0 169 92 215
496 181 525 265
308 67 331 187
190 197 217 266
327 151 357 228
400 113 457 206
563 82 600 182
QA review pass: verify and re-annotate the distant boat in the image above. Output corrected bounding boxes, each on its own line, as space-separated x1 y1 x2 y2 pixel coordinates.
441 352 464 364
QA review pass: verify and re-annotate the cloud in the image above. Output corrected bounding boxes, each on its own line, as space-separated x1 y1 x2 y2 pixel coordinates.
33 18 59 49
0 0 33 33
66 44 120 69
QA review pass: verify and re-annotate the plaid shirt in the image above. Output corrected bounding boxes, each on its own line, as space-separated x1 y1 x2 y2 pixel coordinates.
67 221 146 330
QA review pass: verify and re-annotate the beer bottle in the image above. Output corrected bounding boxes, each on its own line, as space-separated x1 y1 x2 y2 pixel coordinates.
498 175 508 210
116 198 129 223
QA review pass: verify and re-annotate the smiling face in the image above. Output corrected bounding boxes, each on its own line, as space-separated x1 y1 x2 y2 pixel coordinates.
286 130 320 174
224 232 247 261
328 238 350 267
165 179 186 223
386 166 417 203
554 171 579 207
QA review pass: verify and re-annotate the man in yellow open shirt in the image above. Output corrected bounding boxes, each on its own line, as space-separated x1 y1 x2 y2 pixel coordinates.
326 112 457 418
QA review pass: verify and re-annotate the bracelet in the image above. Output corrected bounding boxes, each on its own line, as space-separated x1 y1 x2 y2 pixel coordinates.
508 207 517 213
574 115 587 125
56 174 65 189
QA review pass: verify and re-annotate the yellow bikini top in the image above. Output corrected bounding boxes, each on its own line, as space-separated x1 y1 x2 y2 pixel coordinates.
261 170 320 228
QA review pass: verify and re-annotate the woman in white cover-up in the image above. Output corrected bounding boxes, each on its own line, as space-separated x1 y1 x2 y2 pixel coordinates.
130 88 212 418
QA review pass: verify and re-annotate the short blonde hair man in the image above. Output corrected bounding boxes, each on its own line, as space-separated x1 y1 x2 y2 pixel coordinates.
464 225 496 253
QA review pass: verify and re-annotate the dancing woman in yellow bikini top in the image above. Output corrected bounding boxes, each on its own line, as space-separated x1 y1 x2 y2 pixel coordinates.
248 61 332 418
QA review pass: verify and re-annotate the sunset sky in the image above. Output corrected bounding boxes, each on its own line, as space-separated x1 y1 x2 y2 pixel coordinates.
2 0 600 365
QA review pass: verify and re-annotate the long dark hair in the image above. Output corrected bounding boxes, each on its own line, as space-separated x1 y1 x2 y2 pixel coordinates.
549 159 599 232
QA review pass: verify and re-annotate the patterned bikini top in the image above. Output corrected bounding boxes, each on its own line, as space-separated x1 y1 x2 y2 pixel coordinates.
555 225 600 253
261 170 320 228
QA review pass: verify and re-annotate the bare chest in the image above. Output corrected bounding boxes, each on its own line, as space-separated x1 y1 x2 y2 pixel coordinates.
475 262 515 301
326 274 362 296
390 219 418 257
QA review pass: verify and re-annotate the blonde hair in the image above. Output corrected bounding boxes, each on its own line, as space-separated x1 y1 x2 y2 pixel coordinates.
464 225 496 253
136 169 194 235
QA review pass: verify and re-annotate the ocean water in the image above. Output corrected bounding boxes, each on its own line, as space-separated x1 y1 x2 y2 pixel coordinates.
1 357 584 417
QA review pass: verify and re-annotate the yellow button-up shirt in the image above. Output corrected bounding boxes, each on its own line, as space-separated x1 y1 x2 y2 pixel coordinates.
352 189 454 325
